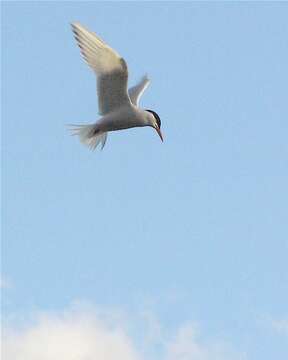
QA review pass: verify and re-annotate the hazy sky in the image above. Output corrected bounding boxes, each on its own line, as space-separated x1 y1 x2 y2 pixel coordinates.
2 2 288 359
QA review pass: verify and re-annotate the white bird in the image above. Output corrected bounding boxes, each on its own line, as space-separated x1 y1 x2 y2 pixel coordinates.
69 22 163 150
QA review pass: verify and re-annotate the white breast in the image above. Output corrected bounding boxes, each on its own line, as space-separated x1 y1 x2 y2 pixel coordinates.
98 105 149 132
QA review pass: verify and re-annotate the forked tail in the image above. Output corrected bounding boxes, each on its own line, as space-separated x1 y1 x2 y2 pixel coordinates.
68 123 108 150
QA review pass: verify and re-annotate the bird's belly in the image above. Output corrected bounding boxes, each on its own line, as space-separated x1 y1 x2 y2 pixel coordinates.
100 111 145 132
111 119 143 131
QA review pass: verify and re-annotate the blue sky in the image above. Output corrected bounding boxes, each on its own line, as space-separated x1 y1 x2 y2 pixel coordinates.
2 2 288 359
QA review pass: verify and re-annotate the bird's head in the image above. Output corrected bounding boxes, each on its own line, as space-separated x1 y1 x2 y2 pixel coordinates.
145 109 163 142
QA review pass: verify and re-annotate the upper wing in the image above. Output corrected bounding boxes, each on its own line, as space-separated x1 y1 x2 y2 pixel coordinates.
128 75 150 106
71 22 132 115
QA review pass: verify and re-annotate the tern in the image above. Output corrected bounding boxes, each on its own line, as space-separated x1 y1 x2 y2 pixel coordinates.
69 22 163 150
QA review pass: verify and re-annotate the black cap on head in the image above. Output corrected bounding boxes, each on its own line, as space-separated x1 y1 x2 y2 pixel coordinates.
146 109 161 129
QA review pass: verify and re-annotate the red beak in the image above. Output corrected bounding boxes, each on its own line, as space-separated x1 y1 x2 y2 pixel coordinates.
155 127 164 142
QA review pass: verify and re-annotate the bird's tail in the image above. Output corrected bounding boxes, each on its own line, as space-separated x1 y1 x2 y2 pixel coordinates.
68 123 108 150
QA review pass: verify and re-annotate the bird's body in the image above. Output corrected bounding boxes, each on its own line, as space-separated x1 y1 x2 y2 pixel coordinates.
97 105 151 133
69 22 163 150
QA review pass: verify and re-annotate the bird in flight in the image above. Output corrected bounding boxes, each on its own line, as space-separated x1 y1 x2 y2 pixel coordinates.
69 22 163 150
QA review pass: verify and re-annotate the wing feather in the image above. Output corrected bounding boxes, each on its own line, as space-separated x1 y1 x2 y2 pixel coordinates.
128 75 150 106
71 22 131 115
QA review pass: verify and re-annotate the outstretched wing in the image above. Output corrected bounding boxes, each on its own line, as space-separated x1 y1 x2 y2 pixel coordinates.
71 22 132 115
128 75 150 106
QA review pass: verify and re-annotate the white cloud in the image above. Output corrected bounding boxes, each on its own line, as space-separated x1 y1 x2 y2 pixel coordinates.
165 324 246 360
3 309 140 360
2 305 245 360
